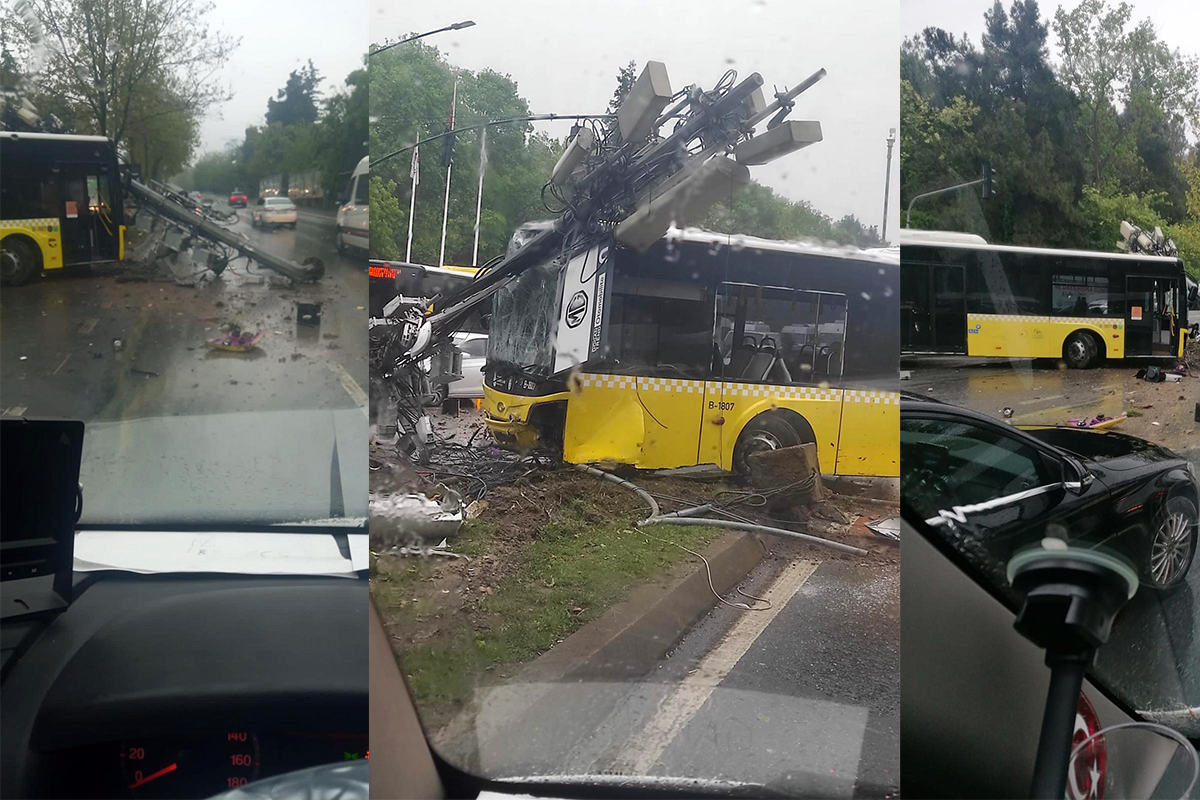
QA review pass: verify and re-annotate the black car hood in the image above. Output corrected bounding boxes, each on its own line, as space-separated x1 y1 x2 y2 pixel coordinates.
1021 426 1183 470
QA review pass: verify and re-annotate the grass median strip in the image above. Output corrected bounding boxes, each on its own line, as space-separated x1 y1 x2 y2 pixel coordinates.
370 473 726 730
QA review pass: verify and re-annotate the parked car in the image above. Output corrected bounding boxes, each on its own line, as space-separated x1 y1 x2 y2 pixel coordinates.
252 197 298 229
426 333 487 405
228 188 248 207
336 156 369 255
901 394 1198 590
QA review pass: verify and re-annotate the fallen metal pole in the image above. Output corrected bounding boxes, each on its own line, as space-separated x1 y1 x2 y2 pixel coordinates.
126 179 324 283
637 516 868 556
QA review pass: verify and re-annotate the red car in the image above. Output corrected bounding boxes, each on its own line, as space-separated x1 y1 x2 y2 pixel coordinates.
228 189 248 208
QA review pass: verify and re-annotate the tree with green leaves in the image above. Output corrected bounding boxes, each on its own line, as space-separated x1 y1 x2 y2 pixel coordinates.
607 60 637 115
1053 0 1200 190
6 0 237 152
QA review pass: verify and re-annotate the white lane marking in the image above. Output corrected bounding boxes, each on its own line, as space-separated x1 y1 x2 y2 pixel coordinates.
613 558 821 774
3 406 28 417
327 361 367 415
52 353 71 375
79 317 99 334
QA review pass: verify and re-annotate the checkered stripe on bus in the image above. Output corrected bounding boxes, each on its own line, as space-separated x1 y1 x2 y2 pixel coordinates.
576 374 841 400
968 313 1124 328
2 218 60 232
845 390 900 404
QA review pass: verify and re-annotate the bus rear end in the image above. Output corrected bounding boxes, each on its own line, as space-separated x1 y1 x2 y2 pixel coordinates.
1 133 125 285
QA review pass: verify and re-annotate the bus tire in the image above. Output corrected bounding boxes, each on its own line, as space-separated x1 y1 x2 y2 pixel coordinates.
0 236 41 286
733 415 803 476
1063 331 1098 369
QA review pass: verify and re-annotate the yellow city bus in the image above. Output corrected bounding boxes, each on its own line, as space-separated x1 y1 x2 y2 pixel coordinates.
0 132 126 286
900 230 1191 367
482 226 900 477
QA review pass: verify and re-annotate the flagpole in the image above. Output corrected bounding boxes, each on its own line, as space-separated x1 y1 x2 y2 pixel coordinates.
405 146 418 262
472 126 486 266
438 78 457 268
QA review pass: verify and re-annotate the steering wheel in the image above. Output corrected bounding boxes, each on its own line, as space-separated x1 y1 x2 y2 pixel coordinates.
208 760 368 800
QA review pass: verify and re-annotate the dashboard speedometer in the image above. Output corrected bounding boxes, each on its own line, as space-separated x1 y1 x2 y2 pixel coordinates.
120 732 260 798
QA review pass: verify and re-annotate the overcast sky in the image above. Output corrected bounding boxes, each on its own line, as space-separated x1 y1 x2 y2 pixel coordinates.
196 0 366 155
372 0 901 241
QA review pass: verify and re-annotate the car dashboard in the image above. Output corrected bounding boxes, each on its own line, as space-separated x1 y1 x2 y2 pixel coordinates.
1 573 368 799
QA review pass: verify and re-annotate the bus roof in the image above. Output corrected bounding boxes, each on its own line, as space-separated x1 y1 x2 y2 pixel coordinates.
3 131 112 144
665 226 899 265
902 236 1183 264
898 229 988 245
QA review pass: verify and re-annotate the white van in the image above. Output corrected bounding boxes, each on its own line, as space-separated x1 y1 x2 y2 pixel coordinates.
335 156 369 254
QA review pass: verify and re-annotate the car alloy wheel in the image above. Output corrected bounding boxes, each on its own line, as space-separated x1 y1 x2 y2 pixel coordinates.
1149 498 1197 588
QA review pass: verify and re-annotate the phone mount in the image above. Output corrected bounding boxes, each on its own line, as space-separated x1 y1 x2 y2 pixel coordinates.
1006 545 1139 799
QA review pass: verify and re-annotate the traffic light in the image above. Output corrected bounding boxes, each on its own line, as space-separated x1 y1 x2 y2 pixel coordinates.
981 163 994 200
441 128 456 168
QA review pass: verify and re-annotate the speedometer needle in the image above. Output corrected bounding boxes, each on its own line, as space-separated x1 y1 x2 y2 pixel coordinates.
129 763 178 789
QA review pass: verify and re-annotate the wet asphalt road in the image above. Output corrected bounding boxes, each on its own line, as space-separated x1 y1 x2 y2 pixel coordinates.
453 542 900 798
0 204 367 422
902 355 1200 721
901 356 1199 465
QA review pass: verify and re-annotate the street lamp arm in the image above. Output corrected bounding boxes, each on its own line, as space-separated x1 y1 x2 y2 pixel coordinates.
905 178 983 227
371 20 475 56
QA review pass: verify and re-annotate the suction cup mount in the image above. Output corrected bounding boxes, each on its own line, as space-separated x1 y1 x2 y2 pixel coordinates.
1006 544 1138 799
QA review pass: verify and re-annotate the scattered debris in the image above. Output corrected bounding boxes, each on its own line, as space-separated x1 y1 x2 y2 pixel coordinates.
130 367 159 377
112 338 124 351
206 327 264 352
371 485 465 544
900 370 911 380
1067 413 1126 429
296 302 322 326
1001 407 1014 418
865 515 901 541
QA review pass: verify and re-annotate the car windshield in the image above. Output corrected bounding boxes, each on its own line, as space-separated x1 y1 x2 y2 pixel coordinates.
901 0 1200 734
1 1 369 533
368 1 901 795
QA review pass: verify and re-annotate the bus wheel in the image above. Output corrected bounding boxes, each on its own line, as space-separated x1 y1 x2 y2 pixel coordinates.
1063 331 1097 369
733 416 803 476
0 237 40 286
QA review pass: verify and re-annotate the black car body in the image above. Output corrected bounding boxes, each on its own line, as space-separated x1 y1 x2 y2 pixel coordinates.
901 396 1199 590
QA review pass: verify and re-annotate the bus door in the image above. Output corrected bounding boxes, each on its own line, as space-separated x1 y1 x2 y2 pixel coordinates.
1125 276 1177 356
902 262 966 353
57 164 112 265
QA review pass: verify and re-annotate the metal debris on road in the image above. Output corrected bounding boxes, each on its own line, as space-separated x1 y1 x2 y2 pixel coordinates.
370 484 465 544
865 515 901 541
206 328 264 352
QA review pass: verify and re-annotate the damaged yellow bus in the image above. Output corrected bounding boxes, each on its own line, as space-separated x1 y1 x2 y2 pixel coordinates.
1 132 127 286
900 230 1191 368
482 226 900 477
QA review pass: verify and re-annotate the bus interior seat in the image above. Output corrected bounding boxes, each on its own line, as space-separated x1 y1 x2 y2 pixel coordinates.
768 357 793 384
726 335 758 379
744 338 778 382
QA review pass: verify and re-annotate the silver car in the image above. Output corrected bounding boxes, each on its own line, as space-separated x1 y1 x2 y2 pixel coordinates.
252 197 298 229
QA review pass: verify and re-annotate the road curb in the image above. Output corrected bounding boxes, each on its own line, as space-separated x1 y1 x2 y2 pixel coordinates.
433 532 765 751
548 531 766 682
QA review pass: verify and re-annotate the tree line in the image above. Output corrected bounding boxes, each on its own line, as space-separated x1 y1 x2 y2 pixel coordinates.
0 0 365 204
369 46 884 267
179 59 368 206
901 0 1200 277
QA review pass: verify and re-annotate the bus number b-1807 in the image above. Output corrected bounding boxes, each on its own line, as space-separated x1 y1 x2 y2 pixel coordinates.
708 401 735 411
